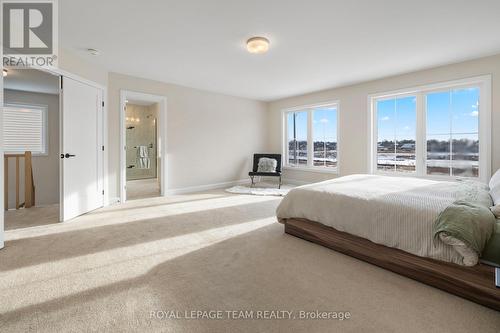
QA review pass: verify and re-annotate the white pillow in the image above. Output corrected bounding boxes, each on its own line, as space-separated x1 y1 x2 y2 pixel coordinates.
490 204 500 219
489 169 500 205
257 157 277 173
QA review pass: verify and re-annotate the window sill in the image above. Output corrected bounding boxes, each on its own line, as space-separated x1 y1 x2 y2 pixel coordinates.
373 171 484 183
6 152 48 157
283 166 338 174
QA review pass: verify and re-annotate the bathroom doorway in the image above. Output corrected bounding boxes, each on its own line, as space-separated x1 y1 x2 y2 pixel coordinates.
120 91 167 202
125 101 159 199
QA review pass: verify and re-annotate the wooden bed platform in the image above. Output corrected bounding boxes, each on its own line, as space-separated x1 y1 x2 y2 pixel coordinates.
284 218 500 311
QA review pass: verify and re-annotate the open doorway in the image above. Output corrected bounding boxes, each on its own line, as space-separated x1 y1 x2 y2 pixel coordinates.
3 69 60 230
120 91 167 202
2 68 106 232
125 101 159 199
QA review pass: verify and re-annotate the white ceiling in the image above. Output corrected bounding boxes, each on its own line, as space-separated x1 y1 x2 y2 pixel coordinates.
4 69 59 95
60 0 500 101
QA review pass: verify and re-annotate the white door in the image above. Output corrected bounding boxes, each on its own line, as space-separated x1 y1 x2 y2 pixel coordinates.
60 77 104 221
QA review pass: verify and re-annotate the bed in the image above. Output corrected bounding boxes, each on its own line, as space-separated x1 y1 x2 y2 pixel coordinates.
276 174 500 310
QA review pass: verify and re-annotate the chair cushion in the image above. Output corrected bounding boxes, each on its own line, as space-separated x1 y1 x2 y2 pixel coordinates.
249 171 281 177
257 157 277 173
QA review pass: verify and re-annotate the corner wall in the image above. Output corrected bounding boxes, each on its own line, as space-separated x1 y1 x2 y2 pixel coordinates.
108 73 269 200
268 54 500 184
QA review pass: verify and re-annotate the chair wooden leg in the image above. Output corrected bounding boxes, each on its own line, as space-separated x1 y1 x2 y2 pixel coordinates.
250 176 254 187
278 176 282 189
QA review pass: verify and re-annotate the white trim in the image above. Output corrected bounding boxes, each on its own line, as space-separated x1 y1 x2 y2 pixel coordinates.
1 66 106 233
166 179 249 195
282 100 342 112
307 109 313 167
108 197 120 205
336 100 342 176
33 65 106 90
102 88 109 206
34 65 108 208
480 77 492 181
368 75 492 183
58 75 106 221
283 166 339 174
0 0 4 248
120 90 167 203
119 91 126 202
367 75 491 101
31 66 108 213
3 103 49 155
281 99 340 174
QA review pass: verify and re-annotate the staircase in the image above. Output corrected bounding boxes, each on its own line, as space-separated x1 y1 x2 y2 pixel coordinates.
4 151 36 210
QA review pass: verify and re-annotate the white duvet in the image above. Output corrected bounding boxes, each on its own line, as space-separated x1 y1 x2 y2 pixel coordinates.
276 174 476 266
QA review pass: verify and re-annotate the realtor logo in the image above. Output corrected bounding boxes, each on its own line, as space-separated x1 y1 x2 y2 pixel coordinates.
2 0 58 67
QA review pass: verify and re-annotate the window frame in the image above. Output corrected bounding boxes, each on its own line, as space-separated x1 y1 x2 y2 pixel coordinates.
3 103 49 156
368 75 491 183
281 100 340 174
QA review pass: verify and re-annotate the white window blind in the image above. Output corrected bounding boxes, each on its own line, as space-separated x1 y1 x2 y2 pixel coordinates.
3 104 48 154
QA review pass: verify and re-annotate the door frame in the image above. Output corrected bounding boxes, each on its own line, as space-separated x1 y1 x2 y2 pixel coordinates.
1 63 4 249
37 66 108 207
59 75 107 221
1 65 108 236
119 90 167 203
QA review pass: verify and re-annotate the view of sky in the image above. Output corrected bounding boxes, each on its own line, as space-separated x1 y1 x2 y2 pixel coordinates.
377 87 479 142
287 107 337 142
287 87 479 144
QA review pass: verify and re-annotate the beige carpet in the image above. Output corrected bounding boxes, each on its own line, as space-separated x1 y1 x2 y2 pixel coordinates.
0 190 499 332
4 204 59 231
127 178 161 200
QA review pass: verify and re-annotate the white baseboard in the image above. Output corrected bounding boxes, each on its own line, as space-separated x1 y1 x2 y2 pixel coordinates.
108 197 120 205
166 179 249 195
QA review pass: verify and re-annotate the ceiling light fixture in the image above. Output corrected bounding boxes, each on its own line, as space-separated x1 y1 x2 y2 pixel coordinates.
246 37 270 54
2 69 7 77
87 48 100 56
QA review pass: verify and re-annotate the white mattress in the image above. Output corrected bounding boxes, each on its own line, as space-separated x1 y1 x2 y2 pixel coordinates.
276 174 472 265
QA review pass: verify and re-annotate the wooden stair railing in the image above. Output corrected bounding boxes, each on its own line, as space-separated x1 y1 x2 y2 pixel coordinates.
4 151 35 210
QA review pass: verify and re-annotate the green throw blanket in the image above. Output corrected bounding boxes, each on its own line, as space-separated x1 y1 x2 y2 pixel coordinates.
433 180 496 256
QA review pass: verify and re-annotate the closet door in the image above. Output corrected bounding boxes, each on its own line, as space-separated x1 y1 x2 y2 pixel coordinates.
60 77 104 221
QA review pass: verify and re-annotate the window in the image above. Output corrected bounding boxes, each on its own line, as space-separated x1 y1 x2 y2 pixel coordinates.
287 111 308 166
370 76 490 182
426 88 479 177
284 102 338 171
376 96 416 173
313 108 337 167
3 104 48 155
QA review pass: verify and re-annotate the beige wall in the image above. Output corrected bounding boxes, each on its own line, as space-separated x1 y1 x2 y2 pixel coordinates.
268 54 500 184
108 73 268 199
58 48 108 86
57 49 500 191
4 89 60 207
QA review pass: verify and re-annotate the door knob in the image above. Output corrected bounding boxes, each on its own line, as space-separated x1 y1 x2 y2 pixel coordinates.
65 153 76 158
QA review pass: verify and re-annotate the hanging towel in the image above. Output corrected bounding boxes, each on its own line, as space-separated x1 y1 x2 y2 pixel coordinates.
137 158 150 169
136 146 151 169
137 145 149 158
